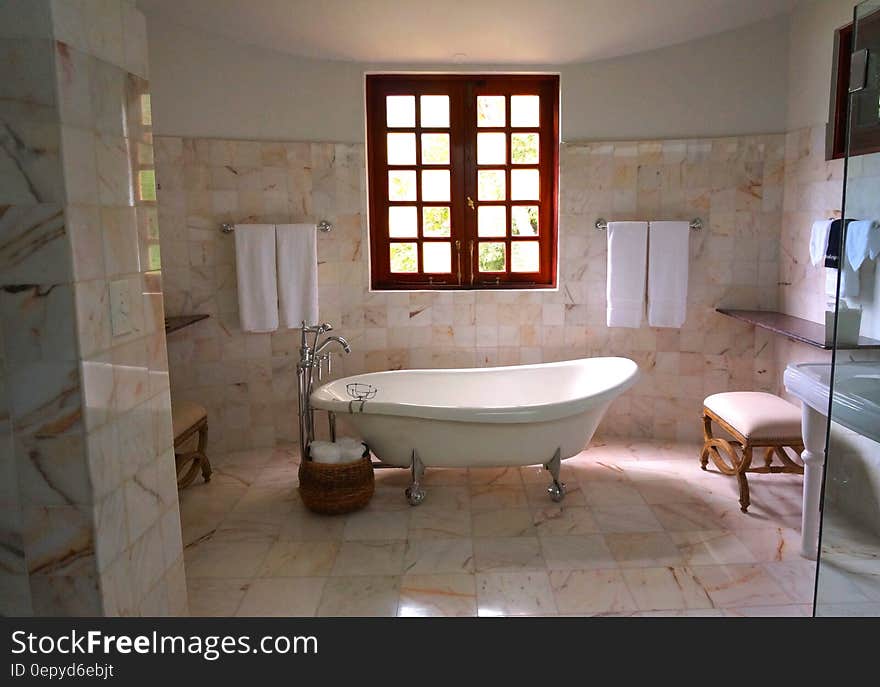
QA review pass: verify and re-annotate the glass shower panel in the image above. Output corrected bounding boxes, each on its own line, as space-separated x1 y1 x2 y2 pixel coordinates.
814 0 880 617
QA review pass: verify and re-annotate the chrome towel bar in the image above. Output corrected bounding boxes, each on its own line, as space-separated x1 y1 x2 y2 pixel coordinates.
595 217 703 231
220 220 332 234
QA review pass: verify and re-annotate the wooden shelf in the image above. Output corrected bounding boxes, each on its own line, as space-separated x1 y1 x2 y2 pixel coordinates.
716 308 880 350
164 314 209 335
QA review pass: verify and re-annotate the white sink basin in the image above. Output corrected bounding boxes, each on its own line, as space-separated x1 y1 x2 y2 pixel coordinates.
784 361 880 444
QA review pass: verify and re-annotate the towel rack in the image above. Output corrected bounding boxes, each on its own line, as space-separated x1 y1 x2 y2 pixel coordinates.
595 217 703 231
220 220 332 234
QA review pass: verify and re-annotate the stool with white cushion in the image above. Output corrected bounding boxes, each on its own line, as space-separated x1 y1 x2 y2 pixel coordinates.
701 392 804 513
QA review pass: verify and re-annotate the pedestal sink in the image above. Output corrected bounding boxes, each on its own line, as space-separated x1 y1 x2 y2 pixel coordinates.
784 361 880 559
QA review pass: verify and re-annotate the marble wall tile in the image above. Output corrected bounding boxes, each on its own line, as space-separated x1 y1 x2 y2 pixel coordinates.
156 133 785 450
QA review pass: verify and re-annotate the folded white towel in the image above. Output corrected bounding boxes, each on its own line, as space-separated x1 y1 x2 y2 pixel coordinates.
335 437 366 461
234 224 279 332
825 265 860 300
309 441 341 464
810 220 833 267
648 221 690 328
606 221 648 328
845 220 880 271
276 223 319 329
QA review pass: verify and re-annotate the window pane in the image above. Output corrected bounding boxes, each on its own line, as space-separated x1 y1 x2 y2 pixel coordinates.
389 206 418 237
388 170 417 200
422 206 451 237
510 169 539 200
478 242 506 272
477 95 505 127
511 133 539 164
511 241 540 272
387 132 416 164
390 242 417 272
387 95 415 127
477 132 506 165
510 95 539 127
478 169 506 201
511 205 539 235
477 205 506 237
421 133 450 165
423 242 451 273
422 169 450 201
420 95 449 127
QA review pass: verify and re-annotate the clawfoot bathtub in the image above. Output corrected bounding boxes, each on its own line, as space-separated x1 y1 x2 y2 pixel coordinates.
310 357 640 505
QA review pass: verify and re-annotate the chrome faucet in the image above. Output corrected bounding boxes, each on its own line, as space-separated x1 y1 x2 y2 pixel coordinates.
297 321 352 459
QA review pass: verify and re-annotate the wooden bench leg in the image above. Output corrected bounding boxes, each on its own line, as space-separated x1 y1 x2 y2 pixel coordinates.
737 446 753 513
198 422 211 483
701 411 753 513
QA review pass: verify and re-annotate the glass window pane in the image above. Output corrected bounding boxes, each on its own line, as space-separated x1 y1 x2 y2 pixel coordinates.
422 169 450 201
389 206 418 237
386 95 415 127
511 133 539 164
422 206 451 237
420 95 449 127
388 170 417 201
510 95 539 127
387 132 416 165
390 242 417 272
478 169 506 201
511 206 539 235
478 206 506 237
423 242 451 273
477 95 505 127
511 169 539 200
478 242 506 272
477 132 506 165
511 241 540 272
421 133 450 165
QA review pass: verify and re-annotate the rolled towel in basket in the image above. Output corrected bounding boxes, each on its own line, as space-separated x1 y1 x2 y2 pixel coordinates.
336 437 366 461
309 441 341 464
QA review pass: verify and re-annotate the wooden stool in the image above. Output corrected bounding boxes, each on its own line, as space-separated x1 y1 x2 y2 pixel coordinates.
172 400 212 488
701 392 804 513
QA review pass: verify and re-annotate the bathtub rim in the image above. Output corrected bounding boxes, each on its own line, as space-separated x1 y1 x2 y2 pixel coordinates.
310 356 640 424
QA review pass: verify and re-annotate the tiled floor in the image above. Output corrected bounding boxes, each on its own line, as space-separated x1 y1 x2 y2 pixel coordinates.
814 511 880 616
179 440 815 617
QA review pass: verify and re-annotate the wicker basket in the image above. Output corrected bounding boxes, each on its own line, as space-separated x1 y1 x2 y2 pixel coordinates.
298 448 374 515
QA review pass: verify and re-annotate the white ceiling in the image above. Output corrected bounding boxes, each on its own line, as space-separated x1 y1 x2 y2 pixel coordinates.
137 0 798 65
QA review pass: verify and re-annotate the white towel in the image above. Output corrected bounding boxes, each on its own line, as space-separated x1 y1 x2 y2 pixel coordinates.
309 441 341 464
826 265 860 300
647 221 690 328
234 224 279 332
810 220 833 267
845 220 880 271
276 223 319 329
606 221 648 328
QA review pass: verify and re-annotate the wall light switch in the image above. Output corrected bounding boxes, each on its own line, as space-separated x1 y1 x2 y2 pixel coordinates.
109 279 133 337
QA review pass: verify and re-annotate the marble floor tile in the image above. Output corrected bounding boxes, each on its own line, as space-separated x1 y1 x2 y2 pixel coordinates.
470 484 529 511
184 540 273 579
468 467 524 486
691 564 792 608
331 540 406 576
236 577 326 617
398 573 477 617
582 481 646 508
531 505 598 536
539 535 617 571
317 576 401 617
416 486 470 511
668 530 758 565
651 501 728 531
408 508 471 539
343 510 409 541
605 532 683 568
279 511 346 541
186 578 250 616
633 478 708 505
549 569 636 615
471 509 535 538
473 536 544 572
621 566 714 611
591 504 664 533
762 560 817 604
476 571 557 616
257 541 339 577
733 527 804 563
722 605 811 617
421 467 470 486
403 538 474 575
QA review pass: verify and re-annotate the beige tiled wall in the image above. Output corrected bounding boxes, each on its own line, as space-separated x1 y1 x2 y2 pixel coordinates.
155 133 785 452
0 0 185 616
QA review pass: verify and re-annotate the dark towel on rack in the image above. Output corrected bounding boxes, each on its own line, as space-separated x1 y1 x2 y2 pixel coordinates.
825 219 854 268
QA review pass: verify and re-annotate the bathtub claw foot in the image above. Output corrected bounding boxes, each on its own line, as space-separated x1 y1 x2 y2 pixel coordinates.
544 447 565 503
406 450 426 506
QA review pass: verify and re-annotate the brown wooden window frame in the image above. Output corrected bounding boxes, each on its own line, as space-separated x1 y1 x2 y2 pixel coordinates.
366 73 560 291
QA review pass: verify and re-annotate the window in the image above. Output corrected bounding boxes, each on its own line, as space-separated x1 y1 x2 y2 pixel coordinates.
366 74 559 290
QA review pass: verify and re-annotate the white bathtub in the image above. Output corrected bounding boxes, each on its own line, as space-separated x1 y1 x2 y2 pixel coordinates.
310 357 639 504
